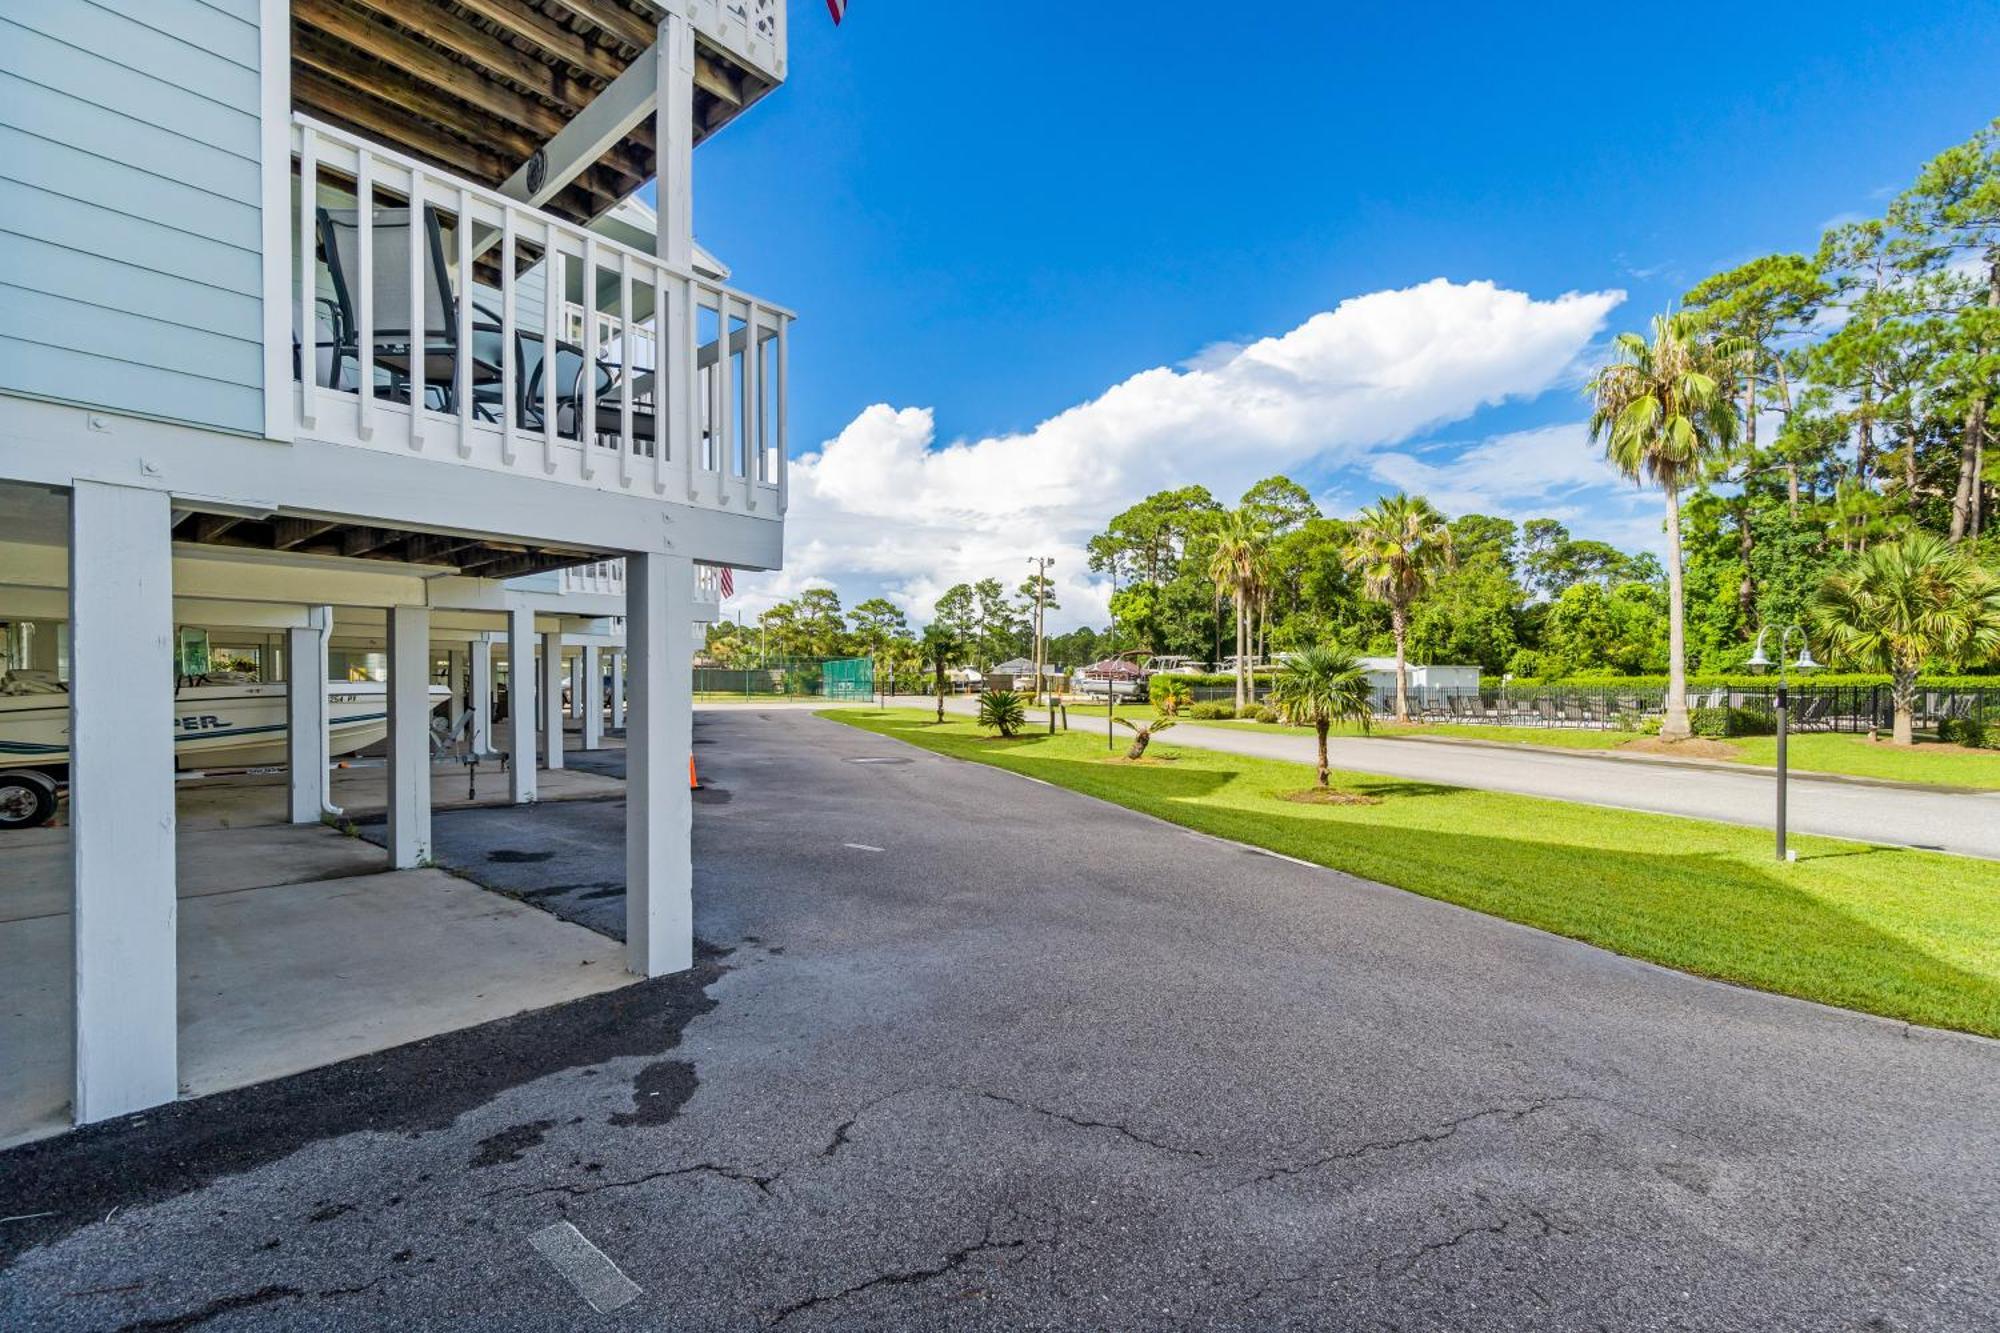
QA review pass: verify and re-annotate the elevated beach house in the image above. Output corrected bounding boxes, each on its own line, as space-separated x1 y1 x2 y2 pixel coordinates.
0 1 793 1127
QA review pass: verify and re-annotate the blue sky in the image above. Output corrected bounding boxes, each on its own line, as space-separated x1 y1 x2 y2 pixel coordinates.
683 1 2000 628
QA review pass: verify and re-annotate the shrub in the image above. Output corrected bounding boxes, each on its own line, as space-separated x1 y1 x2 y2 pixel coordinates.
1690 705 1777 738
1155 682 1193 716
1254 704 1282 724
1184 701 1237 720
1940 717 1993 749
977 689 1027 737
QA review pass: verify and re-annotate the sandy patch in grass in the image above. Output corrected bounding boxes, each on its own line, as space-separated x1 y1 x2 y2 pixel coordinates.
1279 787 1383 806
1617 737 1741 760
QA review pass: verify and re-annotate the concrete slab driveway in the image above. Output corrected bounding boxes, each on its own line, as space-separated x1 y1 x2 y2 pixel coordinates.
3 711 1996 1330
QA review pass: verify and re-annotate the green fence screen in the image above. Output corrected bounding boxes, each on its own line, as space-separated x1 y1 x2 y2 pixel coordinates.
692 657 875 700
819 657 875 701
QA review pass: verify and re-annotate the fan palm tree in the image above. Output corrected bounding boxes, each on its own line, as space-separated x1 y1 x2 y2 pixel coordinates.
1207 510 1268 715
1588 312 1745 740
1342 494 1452 722
1812 533 2000 745
1266 645 1375 789
921 623 959 724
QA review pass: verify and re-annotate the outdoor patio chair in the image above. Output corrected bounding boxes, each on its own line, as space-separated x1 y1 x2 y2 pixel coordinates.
1794 694 1832 731
1535 698 1558 727
315 204 496 410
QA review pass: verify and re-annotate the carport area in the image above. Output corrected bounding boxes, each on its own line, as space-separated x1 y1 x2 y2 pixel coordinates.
2 790 633 1147
0 480 697 1149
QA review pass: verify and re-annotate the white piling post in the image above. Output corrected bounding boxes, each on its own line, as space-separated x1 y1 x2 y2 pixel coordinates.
70 481 178 1122
387 605 433 868
625 552 694 976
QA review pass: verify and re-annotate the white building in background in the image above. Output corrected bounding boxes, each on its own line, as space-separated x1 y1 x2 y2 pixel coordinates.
1354 658 1482 707
0 1 792 1128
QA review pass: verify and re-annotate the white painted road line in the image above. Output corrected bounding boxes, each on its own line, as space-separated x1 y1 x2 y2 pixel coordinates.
844 842 885 852
530 1220 642 1314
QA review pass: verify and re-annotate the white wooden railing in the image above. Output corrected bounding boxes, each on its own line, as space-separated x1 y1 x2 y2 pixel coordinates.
292 115 790 518
690 0 787 81
558 559 627 596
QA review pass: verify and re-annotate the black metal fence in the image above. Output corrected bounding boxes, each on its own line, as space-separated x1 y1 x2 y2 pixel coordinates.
1173 679 1998 734
1382 683 1997 734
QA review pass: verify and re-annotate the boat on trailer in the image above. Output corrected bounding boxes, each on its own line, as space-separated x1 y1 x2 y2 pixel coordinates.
0 674 449 828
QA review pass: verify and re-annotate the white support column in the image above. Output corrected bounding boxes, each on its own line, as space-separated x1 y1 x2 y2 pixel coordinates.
507 607 537 802
470 636 494 756
655 14 694 267
541 630 565 770
567 651 582 719
286 607 331 825
387 605 433 868
626 552 694 976
581 644 603 749
609 649 626 731
446 648 466 732
70 480 178 1123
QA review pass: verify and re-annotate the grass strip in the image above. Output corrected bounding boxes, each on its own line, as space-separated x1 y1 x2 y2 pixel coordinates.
825 707 2000 1038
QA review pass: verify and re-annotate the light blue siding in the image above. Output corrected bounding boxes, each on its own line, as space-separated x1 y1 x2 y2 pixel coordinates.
0 1 266 435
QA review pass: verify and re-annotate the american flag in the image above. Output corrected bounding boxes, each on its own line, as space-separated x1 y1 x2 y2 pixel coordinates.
718 565 734 598
826 0 846 23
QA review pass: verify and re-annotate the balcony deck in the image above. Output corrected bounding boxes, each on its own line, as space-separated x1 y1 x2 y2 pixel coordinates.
292 115 791 521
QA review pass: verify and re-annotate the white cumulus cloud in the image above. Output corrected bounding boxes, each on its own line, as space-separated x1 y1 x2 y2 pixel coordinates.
738 278 1625 628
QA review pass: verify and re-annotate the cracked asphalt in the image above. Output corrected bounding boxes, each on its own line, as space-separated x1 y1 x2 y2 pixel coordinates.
3 709 1998 1330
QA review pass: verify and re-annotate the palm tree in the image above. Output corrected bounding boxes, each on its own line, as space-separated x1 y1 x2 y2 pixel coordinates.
1207 510 1268 715
921 623 959 724
1115 714 1177 760
1812 533 2000 745
1342 493 1452 722
1266 645 1375 788
1588 312 1744 740
977 688 1027 738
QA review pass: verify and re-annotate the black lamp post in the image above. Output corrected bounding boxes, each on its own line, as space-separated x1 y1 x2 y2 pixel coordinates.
1746 625 1820 862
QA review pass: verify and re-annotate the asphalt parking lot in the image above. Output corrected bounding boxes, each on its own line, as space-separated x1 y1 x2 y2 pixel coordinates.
3 709 1996 1331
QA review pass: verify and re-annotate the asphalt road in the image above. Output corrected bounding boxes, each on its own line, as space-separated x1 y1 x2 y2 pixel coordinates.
3 710 1997 1330
935 695 2000 859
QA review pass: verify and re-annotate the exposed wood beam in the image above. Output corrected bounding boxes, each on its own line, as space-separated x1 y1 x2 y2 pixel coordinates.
693 54 742 106
295 32 635 205
295 32 534 156
294 67 515 183
184 514 245 544
459 553 578 579
273 518 344 550
449 0 626 83
296 0 570 140
340 527 407 558
400 534 488 564
549 0 656 53
342 0 589 111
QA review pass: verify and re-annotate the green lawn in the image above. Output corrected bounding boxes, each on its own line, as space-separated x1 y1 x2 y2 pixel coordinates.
826 707 2000 1038
1190 716 2000 789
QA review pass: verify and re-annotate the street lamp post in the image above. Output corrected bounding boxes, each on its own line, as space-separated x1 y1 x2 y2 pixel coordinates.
1746 625 1821 862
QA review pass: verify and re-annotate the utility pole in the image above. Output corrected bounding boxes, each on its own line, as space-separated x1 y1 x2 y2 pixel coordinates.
1028 555 1054 704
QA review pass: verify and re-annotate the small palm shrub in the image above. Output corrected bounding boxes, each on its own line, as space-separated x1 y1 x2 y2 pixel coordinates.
1116 715 1177 759
1156 683 1194 716
1268 645 1374 788
977 689 1027 738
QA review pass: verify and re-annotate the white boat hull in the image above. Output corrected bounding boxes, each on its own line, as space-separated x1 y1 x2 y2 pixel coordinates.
0 682 451 772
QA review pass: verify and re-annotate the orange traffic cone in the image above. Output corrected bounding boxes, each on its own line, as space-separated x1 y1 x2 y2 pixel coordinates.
689 754 699 789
